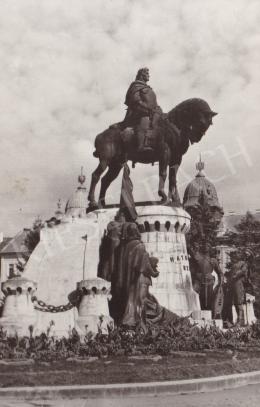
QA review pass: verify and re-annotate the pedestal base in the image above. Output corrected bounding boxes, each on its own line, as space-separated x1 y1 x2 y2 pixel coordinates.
0 316 36 337
154 288 200 317
232 293 257 326
77 314 113 336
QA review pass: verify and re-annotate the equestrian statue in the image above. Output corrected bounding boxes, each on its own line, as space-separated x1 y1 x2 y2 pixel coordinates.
88 67 217 209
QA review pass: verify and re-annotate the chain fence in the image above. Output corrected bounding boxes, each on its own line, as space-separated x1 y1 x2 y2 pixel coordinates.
31 296 74 313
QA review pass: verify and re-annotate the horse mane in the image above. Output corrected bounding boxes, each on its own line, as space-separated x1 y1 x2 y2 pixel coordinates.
156 114 181 153
167 98 211 127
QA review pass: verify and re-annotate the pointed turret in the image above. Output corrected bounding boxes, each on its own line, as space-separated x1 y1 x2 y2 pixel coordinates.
65 168 87 218
55 199 64 220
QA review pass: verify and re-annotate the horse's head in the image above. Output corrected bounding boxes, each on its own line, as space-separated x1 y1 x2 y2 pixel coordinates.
188 99 217 144
168 98 217 144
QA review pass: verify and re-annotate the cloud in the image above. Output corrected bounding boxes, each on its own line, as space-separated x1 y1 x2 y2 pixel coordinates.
0 0 260 234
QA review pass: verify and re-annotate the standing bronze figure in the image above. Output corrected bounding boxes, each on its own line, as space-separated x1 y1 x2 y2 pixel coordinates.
224 249 254 326
190 243 224 317
88 68 217 209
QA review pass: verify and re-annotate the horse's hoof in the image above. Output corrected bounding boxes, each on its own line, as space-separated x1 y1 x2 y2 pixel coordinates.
171 196 181 207
87 201 99 212
158 191 167 203
158 194 168 205
98 199 106 208
160 198 169 205
171 201 181 208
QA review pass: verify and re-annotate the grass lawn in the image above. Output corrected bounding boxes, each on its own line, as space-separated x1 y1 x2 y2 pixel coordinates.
1 348 260 387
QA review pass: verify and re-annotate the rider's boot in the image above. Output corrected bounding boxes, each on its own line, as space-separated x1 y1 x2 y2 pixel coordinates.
136 117 153 153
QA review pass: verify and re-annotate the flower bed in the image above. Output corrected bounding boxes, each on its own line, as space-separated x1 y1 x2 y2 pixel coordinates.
1 318 260 361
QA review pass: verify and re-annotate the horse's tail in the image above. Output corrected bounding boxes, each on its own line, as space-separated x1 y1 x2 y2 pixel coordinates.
93 134 102 158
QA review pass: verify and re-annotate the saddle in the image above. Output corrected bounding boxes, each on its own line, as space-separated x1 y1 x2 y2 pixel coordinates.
109 114 175 164
119 127 156 150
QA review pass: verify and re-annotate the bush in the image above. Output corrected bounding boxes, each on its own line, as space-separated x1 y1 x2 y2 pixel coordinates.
0 320 260 361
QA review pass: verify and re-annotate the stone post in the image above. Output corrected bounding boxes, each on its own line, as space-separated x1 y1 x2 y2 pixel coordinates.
75 231 114 336
0 277 37 336
76 278 113 335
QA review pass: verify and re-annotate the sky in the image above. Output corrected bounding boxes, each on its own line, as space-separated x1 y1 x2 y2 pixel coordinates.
0 0 260 235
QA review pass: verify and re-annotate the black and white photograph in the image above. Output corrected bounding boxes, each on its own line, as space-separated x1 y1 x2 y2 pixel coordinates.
0 1 260 406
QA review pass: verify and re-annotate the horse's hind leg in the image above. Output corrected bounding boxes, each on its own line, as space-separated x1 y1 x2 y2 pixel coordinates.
158 148 169 203
99 164 122 207
88 160 108 209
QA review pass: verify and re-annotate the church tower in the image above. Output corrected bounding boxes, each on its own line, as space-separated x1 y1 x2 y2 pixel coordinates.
183 156 223 224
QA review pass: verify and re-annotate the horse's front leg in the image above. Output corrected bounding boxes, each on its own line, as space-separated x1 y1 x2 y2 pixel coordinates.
88 160 107 210
168 163 181 206
158 147 169 203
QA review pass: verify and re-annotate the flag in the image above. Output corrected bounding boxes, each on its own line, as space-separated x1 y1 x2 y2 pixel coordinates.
120 164 138 222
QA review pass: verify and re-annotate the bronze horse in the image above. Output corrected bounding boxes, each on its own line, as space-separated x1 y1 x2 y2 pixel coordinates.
88 98 217 208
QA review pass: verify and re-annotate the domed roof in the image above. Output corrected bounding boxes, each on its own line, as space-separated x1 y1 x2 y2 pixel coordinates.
65 169 87 218
183 159 221 210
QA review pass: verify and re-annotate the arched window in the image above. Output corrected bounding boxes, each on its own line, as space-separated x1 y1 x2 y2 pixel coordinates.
165 221 171 231
174 222 180 233
144 221 150 232
154 221 160 231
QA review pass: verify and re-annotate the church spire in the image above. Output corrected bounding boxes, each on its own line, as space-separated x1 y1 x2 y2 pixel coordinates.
55 198 63 220
195 154 205 177
78 166 86 187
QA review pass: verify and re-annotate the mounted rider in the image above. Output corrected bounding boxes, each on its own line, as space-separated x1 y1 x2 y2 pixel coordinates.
122 67 162 153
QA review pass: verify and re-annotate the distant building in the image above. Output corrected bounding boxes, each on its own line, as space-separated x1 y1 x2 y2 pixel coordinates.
183 157 224 225
183 158 235 273
183 158 260 273
220 210 260 235
0 229 30 283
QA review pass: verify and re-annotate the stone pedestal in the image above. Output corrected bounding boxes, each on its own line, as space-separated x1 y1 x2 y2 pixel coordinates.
23 209 117 337
76 278 113 335
232 293 257 326
136 205 201 317
0 277 37 336
191 310 223 328
245 293 257 325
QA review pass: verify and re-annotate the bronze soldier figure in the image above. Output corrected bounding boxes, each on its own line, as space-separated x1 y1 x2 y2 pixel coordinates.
228 250 253 326
190 243 223 316
123 67 162 153
222 249 255 326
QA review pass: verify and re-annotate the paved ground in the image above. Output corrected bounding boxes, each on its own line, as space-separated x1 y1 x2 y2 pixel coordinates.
1 383 260 407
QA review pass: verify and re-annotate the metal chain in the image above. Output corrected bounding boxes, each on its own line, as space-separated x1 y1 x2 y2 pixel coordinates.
31 296 74 313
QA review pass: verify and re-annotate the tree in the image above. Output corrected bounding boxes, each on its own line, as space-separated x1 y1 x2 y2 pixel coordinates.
221 211 260 253
186 193 223 253
234 211 260 246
